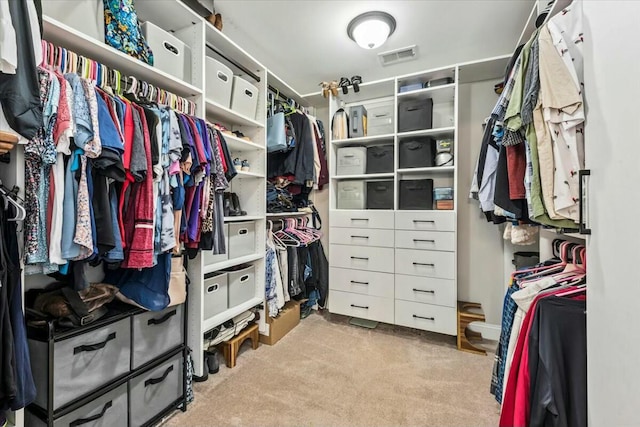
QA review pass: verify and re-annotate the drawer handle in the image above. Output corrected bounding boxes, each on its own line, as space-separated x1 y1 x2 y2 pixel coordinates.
413 288 435 294
240 274 250 283
144 365 175 387
413 262 435 267
217 71 229 82
238 228 249 235
413 239 435 243
350 304 369 309
73 332 116 354
148 309 178 326
350 280 369 285
350 235 369 239
207 283 220 293
351 256 369 261
413 314 435 321
413 220 435 223
244 89 254 98
162 41 180 56
350 218 369 222
69 400 113 427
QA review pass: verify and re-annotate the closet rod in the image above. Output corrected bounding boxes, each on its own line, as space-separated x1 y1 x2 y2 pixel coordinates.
205 42 261 84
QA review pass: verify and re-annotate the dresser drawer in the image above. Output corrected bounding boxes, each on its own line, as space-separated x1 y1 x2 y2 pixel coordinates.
395 249 455 279
330 267 394 298
132 305 184 369
329 291 394 324
51 384 128 427
395 274 456 307
330 245 395 273
330 227 395 248
395 300 457 335
395 211 455 232
331 210 395 229
395 230 455 252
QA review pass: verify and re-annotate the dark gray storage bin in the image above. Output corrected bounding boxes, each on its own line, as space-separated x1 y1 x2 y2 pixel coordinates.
227 264 256 307
349 105 368 138
366 181 394 210
399 138 436 169
132 305 184 369
29 318 131 411
399 179 434 210
366 145 394 174
229 221 256 259
398 99 433 132
129 354 183 427
204 272 229 319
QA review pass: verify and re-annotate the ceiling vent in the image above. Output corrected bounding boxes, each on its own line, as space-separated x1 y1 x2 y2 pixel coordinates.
378 45 418 66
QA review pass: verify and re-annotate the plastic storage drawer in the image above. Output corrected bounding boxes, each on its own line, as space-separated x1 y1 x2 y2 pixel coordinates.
132 305 184 369
337 147 367 176
349 105 368 138
205 56 233 108
337 180 366 210
231 76 259 119
129 354 183 427
398 99 433 132
228 221 256 259
399 138 436 168
226 264 256 307
29 318 131 410
366 181 394 210
399 179 434 210
141 22 192 83
203 272 229 319
367 104 394 136
203 223 229 266
366 145 394 174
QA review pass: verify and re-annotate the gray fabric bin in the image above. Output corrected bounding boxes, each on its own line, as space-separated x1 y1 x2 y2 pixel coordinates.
367 104 394 136
337 180 366 210
228 221 256 259
226 265 256 307
349 105 368 138
29 318 131 411
132 305 184 369
337 147 367 175
204 272 229 319
129 354 183 427
398 99 433 132
203 223 229 266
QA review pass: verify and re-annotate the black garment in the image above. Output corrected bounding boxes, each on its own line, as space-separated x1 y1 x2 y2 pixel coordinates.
142 108 160 178
313 120 329 189
286 246 303 297
493 145 526 219
477 117 498 188
217 130 237 181
528 296 587 427
0 206 16 405
307 241 328 308
0 0 43 140
268 112 315 185
91 172 116 256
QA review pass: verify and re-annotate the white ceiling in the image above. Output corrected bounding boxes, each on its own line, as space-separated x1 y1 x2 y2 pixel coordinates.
213 0 535 96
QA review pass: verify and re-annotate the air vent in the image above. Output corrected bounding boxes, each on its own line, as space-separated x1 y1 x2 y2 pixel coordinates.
378 45 418 66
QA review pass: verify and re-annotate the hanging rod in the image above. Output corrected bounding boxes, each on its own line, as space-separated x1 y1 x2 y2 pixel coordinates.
205 42 260 84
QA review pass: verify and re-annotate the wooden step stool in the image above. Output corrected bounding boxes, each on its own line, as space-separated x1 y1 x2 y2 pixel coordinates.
220 323 260 368
457 301 487 355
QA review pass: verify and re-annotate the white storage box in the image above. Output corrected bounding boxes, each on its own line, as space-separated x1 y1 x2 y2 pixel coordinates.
230 76 259 119
42 0 104 43
202 224 229 266
205 57 233 108
367 103 395 136
337 180 366 210
141 21 192 83
228 221 256 259
226 265 256 307
336 147 367 176
203 272 229 319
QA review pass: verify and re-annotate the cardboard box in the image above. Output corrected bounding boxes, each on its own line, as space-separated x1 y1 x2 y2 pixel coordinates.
259 300 301 345
436 200 454 210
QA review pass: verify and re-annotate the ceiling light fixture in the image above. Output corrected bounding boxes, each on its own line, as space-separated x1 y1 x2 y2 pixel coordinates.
347 11 396 50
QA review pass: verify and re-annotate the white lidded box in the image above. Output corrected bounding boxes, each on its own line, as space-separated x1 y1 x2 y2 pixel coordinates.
141 21 192 83
205 56 233 108
337 180 366 210
336 147 367 176
230 76 259 119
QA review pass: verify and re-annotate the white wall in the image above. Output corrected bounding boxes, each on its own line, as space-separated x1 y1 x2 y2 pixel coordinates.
583 2 640 425
456 80 507 324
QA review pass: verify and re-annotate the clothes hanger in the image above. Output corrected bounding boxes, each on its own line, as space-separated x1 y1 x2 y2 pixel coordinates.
0 181 26 222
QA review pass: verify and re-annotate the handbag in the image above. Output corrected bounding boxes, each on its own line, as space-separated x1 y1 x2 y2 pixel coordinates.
103 0 154 65
267 112 287 153
168 255 187 307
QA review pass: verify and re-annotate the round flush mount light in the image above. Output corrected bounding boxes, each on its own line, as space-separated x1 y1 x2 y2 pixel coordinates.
347 11 396 50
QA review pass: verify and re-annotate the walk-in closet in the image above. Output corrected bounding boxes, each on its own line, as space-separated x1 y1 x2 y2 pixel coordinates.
0 0 635 426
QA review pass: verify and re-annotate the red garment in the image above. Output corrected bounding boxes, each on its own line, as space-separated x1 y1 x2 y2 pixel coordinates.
185 116 207 171
506 143 526 200
52 74 71 145
118 101 135 249
215 134 227 173
312 121 329 189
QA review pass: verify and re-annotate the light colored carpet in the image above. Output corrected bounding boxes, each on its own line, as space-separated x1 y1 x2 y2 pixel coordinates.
163 312 500 427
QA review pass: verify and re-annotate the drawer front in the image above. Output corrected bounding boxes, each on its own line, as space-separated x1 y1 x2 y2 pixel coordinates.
395 230 455 252
395 300 457 335
395 211 455 232
329 267 394 298
331 210 394 229
54 383 128 427
329 291 394 324
51 318 131 410
395 249 455 279
130 354 183 427
329 227 395 248
132 305 184 369
329 245 395 273
395 274 456 307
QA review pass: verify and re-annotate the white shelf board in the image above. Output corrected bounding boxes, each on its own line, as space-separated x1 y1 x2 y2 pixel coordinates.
397 84 455 103
398 166 455 174
540 228 586 241
206 99 265 128
332 78 395 104
42 16 202 99
235 170 265 179
332 134 395 146
224 215 264 222
397 127 456 140
222 133 264 152
203 253 264 275
332 173 394 180
302 91 327 108
202 297 263 333
397 66 456 88
204 21 265 78
267 211 311 218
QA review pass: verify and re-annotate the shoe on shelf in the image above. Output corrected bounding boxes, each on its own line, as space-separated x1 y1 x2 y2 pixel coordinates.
233 157 241 167
241 159 250 172
232 131 252 142
205 348 220 374
230 192 247 216
351 75 362 93
223 192 232 217
339 77 350 95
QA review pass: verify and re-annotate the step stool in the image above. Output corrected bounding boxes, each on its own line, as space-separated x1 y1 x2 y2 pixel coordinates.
220 322 260 368
457 301 487 355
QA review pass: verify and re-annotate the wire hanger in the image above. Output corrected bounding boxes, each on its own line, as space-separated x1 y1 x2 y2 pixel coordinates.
0 180 25 222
